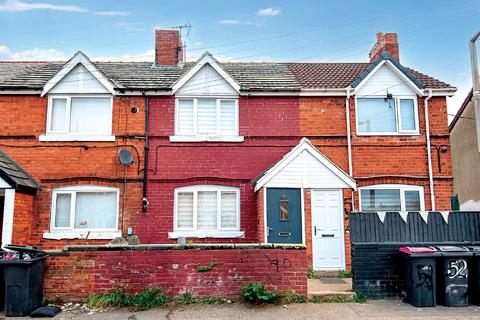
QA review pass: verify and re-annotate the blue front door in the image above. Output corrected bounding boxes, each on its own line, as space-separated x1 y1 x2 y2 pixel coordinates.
266 188 302 244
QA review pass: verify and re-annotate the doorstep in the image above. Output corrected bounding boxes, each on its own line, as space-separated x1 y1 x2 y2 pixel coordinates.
307 278 354 298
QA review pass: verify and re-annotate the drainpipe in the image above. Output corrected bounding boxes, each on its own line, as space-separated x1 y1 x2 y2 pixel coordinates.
424 89 435 211
346 86 354 211
142 92 150 211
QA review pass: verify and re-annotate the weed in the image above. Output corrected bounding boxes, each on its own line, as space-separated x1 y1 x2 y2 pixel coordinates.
339 270 352 278
307 267 320 279
353 293 367 304
86 289 129 309
175 293 226 305
240 282 278 304
175 292 196 304
310 293 367 304
197 261 220 272
128 288 170 310
278 289 308 304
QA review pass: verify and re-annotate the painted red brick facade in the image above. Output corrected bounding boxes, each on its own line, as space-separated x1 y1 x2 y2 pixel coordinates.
0 95 146 249
44 247 307 301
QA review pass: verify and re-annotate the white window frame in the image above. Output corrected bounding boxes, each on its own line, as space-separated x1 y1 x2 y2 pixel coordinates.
44 185 120 239
40 94 115 142
171 97 244 142
169 185 244 239
355 96 419 136
358 184 425 212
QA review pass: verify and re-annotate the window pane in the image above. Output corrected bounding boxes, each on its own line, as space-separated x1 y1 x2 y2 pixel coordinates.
55 193 71 228
50 98 67 131
197 99 217 135
405 190 421 211
280 199 288 221
197 191 217 230
70 97 111 134
221 191 237 228
400 99 416 131
219 100 236 135
177 100 194 135
177 192 194 228
74 192 117 229
361 189 401 211
357 98 397 133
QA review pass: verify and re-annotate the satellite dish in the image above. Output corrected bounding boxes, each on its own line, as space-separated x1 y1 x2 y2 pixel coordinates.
118 149 134 165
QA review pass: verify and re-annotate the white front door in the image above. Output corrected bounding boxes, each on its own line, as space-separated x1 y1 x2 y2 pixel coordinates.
311 189 345 270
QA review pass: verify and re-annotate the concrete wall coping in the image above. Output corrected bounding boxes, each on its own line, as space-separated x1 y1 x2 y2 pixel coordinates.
46 243 307 256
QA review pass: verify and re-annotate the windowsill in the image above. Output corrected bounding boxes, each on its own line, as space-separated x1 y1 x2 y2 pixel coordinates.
356 132 420 136
43 230 121 240
168 230 245 239
39 134 115 142
169 136 244 143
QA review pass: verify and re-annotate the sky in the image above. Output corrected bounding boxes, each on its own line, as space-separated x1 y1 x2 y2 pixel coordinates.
0 0 478 119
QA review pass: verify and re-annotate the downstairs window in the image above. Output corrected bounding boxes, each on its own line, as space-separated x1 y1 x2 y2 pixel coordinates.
359 185 424 212
51 186 119 231
174 185 240 232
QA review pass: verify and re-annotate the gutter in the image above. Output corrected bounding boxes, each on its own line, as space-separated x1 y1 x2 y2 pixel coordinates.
424 89 435 211
142 92 150 211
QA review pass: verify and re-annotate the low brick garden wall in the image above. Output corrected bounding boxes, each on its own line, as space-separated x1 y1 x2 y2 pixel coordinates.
44 244 307 302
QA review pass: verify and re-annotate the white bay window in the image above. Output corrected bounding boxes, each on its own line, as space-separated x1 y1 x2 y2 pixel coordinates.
172 98 242 142
359 184 425 212
44 186 120 240
41 95 114 141
356 96 419 135
170 185 243 238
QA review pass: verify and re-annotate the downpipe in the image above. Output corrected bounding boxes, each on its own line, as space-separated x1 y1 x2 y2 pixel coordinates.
424 89 435 211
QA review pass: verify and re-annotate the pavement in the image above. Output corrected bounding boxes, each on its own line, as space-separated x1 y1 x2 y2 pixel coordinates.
8 300 480 320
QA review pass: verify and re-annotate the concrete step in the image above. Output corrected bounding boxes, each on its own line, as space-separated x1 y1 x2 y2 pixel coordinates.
308 291 354 299
311 270 340 278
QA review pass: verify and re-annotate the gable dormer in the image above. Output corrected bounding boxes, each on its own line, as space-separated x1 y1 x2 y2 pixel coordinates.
170 52 243 142
173 52 240 96
352 53 423 136
42 51 115 96
39 52 115 142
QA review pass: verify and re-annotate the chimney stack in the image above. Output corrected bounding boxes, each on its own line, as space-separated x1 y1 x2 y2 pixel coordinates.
369 32 399 62
155 29 184 67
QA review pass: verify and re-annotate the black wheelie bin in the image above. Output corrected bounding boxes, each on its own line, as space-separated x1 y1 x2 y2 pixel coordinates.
468 246 480 305
436 246 472 307
399 246 439 307
0 245 48 317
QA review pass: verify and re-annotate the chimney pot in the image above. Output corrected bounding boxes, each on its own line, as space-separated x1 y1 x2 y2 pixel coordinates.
154 29 184 67
369 32 400 62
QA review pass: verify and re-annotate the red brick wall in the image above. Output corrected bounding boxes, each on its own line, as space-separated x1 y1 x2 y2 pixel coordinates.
44 247 308 301
11 192 34 245
145 96 302 243
299 95 453 211
0 95 145 248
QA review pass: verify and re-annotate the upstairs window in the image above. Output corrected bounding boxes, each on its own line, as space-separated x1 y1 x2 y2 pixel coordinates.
173 98 241 141
356 97 418 135
359 185 424 212
42 95 113 141
174 185 240 232
48 96 112 135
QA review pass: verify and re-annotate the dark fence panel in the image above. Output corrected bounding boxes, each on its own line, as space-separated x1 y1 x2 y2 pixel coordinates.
350 212 480 243
349 211 480 299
